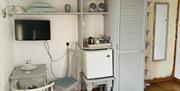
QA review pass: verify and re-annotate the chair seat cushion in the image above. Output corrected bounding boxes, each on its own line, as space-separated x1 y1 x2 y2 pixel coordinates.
54 77 77 88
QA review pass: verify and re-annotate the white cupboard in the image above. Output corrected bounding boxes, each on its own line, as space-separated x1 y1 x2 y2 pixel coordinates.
105 0 146 91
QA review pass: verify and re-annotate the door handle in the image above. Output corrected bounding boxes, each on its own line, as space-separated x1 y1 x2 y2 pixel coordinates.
107 55 110 58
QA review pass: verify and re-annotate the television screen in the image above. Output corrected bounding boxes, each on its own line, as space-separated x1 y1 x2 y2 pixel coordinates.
15 20 51 41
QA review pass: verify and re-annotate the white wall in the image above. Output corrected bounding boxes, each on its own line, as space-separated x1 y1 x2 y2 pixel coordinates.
145 0 178 80
8 0 79 80
0 0 15 91
0 1 104 91
13 15 78 79
0 2 78 90
9 0 104 81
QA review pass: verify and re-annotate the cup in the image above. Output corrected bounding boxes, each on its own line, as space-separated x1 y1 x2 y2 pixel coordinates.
65 4 71 12
95 39 100 44
14 6 26 14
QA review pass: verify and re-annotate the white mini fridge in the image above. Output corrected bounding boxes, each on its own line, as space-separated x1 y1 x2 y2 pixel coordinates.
82 49 113 79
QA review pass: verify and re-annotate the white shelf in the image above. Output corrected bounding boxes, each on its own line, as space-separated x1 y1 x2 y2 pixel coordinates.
10 11 109 16
11 12 81 15
83 43 112 50
82 12 109 15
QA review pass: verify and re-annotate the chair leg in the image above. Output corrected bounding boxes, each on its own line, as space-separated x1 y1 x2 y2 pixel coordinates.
106 80 112 91
82 85 85 91
86 84 93 91
87 88 92 91
100 85 104 91
78 84 81 91
51 87 53 91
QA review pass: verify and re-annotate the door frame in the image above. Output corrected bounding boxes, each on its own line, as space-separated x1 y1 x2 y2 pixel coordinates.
0 0 3 90
173 0 180 77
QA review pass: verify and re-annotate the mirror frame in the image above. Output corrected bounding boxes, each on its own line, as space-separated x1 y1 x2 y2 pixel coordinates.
153 2 169 62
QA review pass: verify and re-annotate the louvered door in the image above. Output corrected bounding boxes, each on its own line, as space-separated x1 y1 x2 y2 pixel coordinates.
119 0 146 91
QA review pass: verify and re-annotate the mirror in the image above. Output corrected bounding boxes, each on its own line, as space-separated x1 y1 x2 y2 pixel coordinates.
153 3 169 61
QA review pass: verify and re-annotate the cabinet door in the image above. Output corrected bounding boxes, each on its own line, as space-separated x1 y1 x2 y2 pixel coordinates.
119 1 145 50
83 49 113 79
119 52 144 91
119 0 145 91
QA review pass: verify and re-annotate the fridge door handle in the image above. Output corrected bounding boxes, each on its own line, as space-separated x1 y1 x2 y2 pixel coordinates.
107 55 110 58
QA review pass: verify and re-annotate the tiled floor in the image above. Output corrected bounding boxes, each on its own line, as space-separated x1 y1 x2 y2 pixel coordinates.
145 81 180 91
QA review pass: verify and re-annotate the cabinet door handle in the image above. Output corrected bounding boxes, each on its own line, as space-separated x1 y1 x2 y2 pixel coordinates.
107 55 110 58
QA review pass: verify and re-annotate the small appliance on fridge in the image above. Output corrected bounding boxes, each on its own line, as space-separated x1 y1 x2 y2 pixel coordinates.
82 49 113 79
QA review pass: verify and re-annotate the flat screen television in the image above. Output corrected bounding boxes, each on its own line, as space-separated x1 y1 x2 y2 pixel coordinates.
15 20 51 41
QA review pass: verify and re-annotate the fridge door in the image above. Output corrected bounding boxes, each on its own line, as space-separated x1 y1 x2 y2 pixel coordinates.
82 49 113 79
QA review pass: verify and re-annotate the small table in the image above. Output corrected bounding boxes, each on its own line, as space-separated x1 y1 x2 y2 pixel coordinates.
9 64 47 89
80 73 114 91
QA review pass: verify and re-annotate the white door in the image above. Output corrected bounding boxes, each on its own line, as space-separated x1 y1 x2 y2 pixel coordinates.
82 49 113 79
118 0 146 91
102 0 146 90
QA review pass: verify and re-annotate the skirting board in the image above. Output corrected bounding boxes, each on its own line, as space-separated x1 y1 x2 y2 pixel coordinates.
145 76 173 84
173 77 180 83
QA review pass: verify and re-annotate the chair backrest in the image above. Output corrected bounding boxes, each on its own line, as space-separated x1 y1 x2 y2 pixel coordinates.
11 80 54 91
